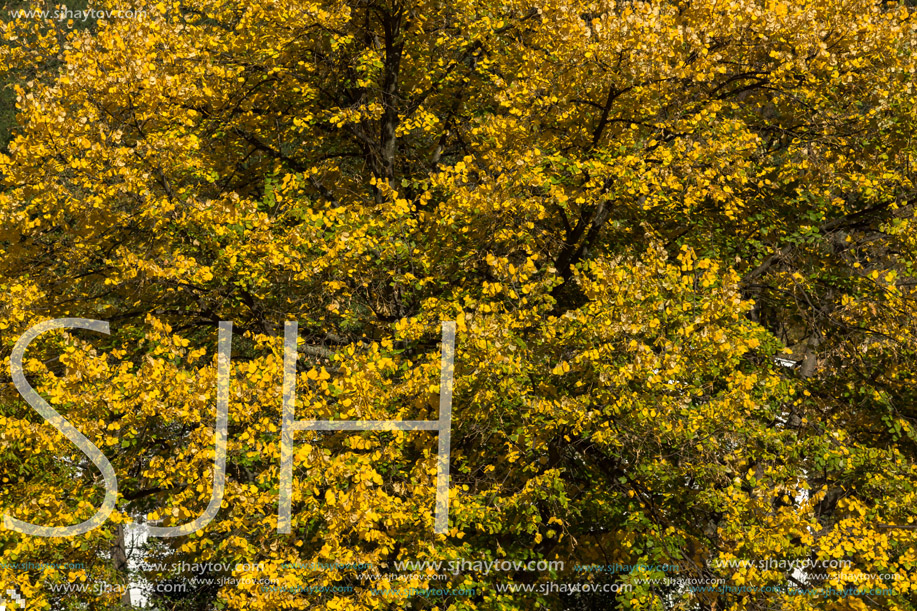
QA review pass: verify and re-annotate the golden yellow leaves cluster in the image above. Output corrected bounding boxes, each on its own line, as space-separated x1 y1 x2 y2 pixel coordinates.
1 0 917 609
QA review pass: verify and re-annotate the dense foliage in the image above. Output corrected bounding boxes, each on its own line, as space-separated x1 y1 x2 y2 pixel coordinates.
1 0 917 609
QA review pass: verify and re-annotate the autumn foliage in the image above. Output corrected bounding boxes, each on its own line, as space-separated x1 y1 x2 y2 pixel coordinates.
1 0 917 609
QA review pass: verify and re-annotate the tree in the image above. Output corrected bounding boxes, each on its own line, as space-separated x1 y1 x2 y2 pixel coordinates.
1 0 916 609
